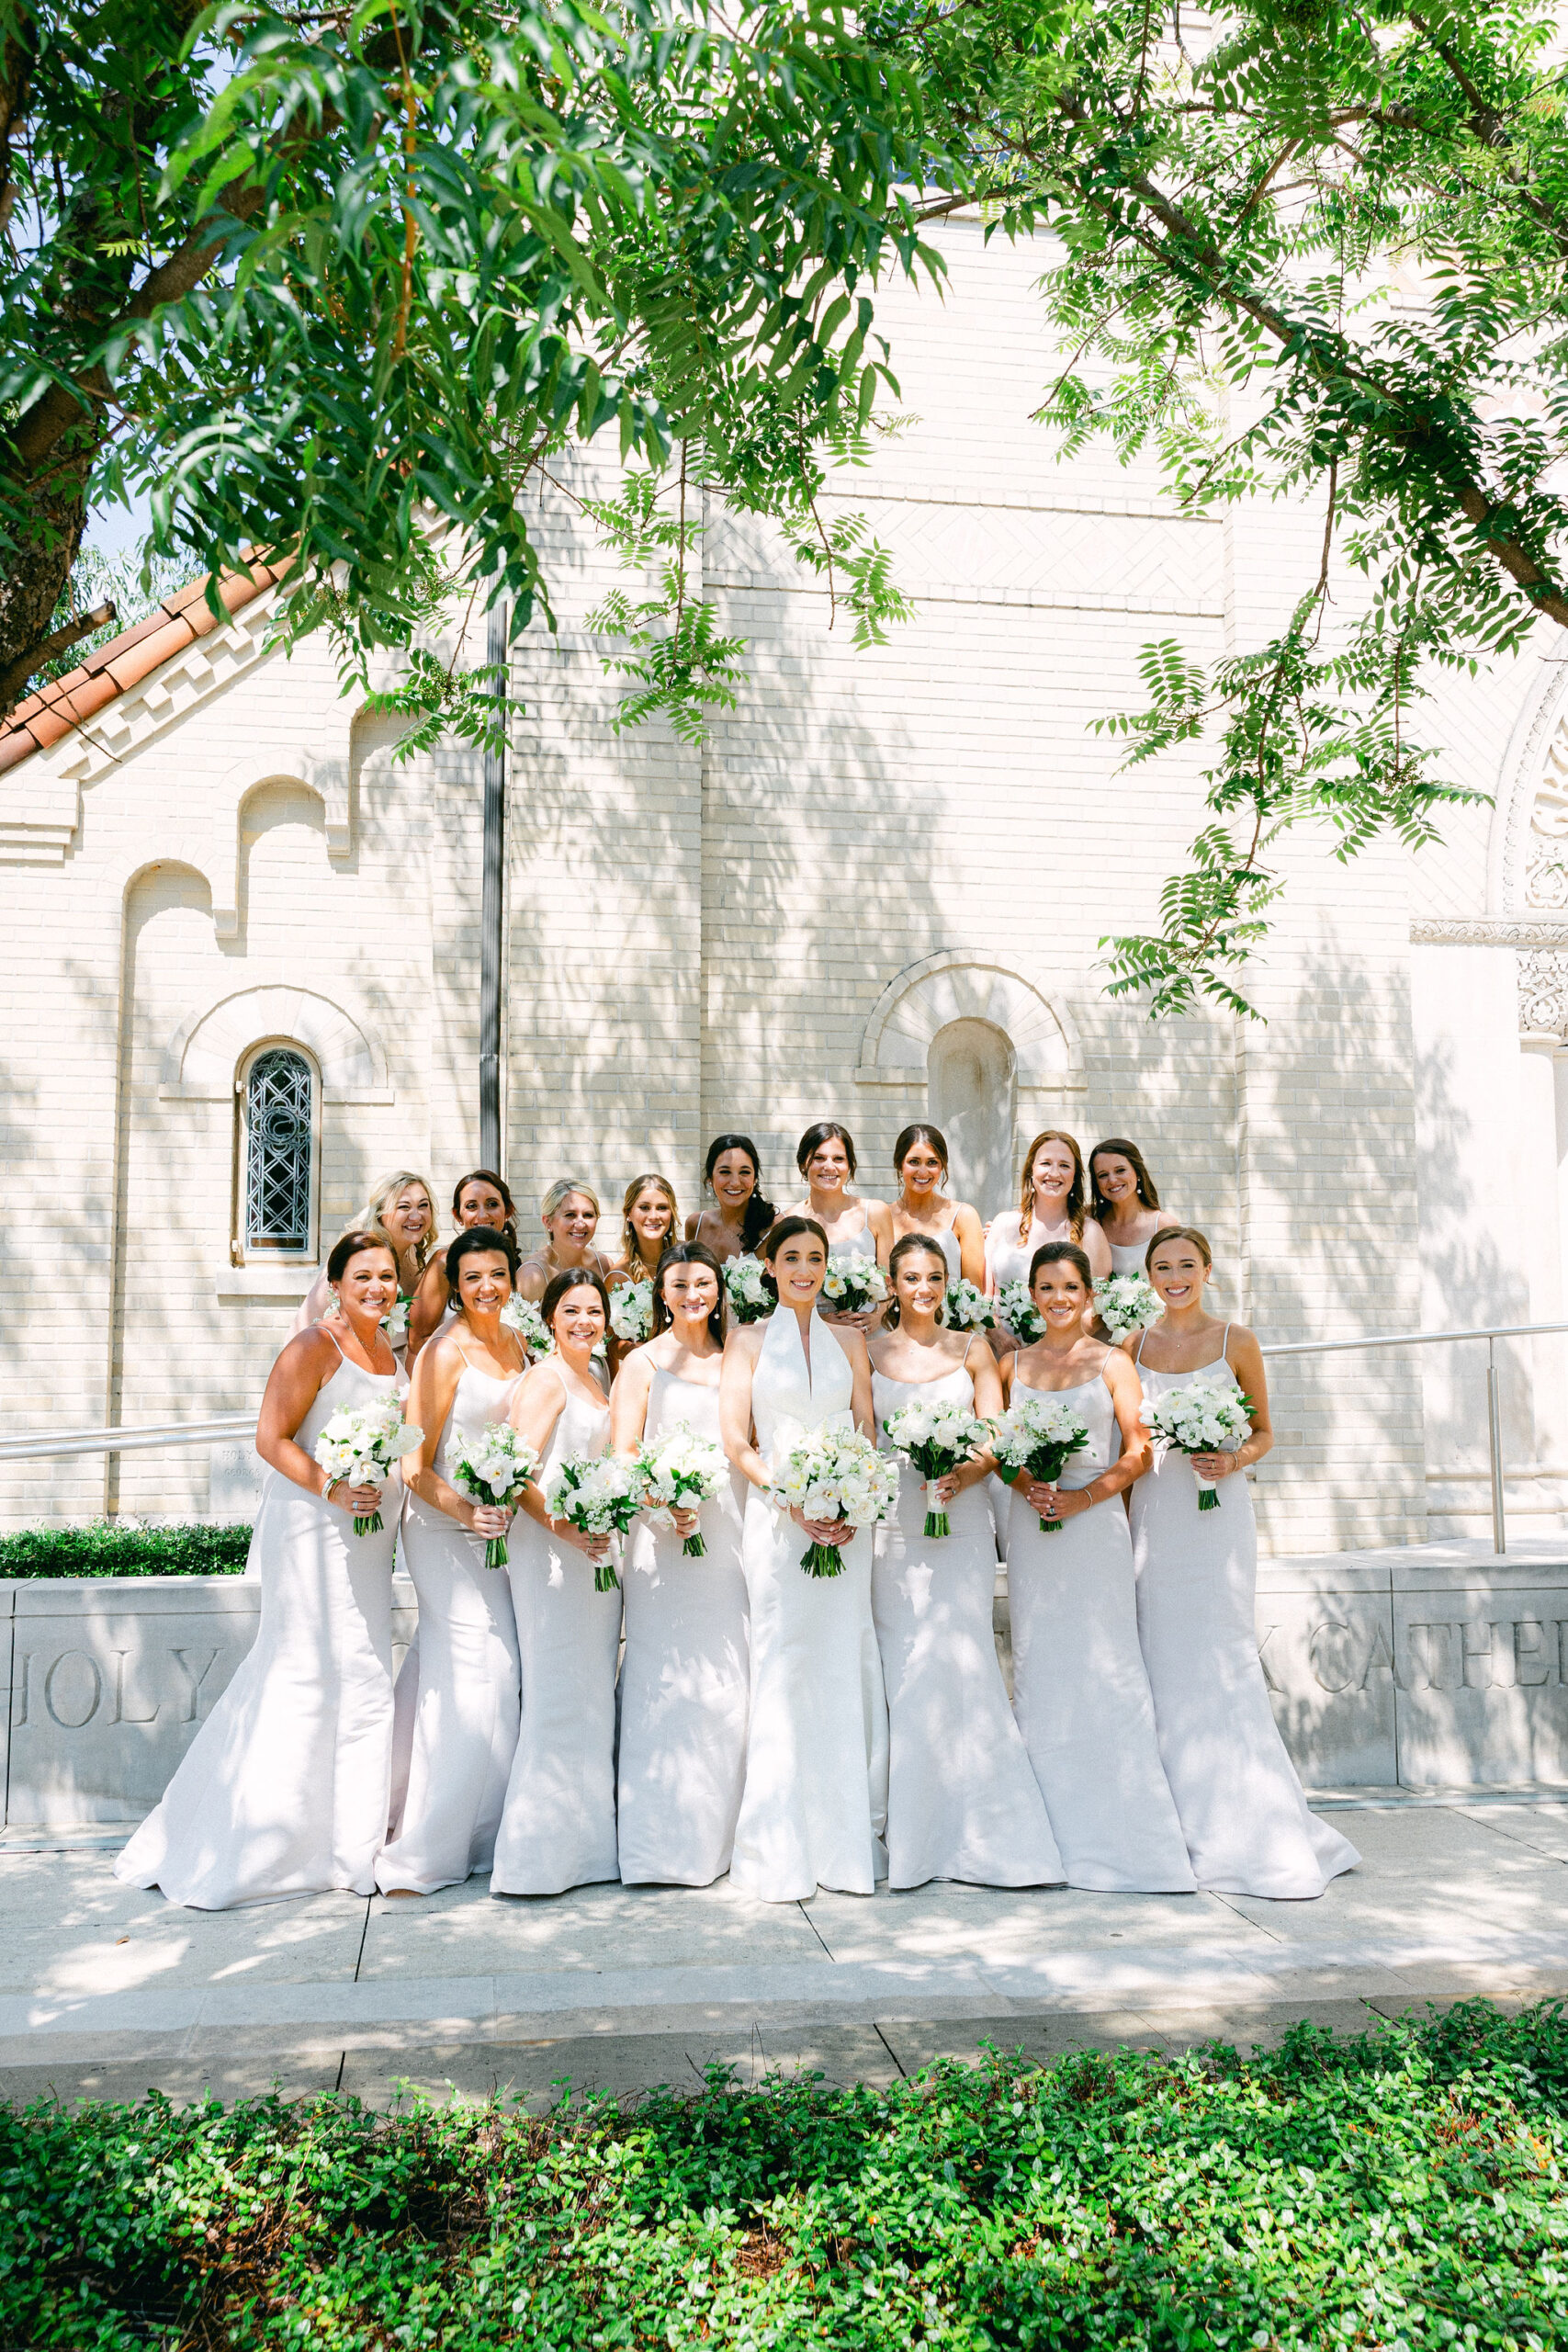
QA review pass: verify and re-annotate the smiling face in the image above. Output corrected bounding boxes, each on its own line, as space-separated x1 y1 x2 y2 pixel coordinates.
805 1136 851 1194
550 1282 606 1353
661 1261 720 1328
457 1178 508 1230
898 1140 945 1200
630 1185 673 1247
334 1247 399 1319
1030 1258 1090 1330
1031 1140 1077 1208
1092 1151 1141 1210
891 1245 946 1322
710 1148 756 1210
456 1249 513 1317
546 1190 599 1255
767 1229 828 1308
385 1183 434 1250
1146 1237 1210 1312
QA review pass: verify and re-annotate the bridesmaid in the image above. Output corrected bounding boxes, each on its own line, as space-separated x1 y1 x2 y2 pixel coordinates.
609 1173 679 1283
1000 1243 1194 1893
610 1242 750 1885
1129 1227 1359 1896
378 1227 527 1897
491 1268 620 1895
885 1124 986 1289
720 1216 888 1899
117 1232 407 1908
868 1235 1062 1890
515 1178 613 1305
1090 1138 1176 1273
790 1122 892 1331
294 1170 436 1339
985 1132 1111 1340
686 1133 777 1264
407 1170 518 1362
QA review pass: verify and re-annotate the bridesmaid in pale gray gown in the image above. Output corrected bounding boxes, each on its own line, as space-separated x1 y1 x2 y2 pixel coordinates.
883 1124 987 1289
491 1268 620 1896
788 1122 892 1332
1089 1137 1179 1276
610 1243 749 1885
1129 1227 1359 1897
1000 1242 1194 1894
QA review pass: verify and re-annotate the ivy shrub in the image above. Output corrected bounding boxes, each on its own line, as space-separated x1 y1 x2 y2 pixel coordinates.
2 2000 1565 2349
0 1522 252 1578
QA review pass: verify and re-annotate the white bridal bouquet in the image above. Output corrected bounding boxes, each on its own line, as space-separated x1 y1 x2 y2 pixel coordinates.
500 1295 552 1355
723 1252 773 1323
880 1396 992 1538
820 1260 887 1317
772 1425 900 1577
942 1278 995 1331
609 1276 654 1345
1093 1272 1161 1340
1140 1382 1254 1511
990 1392 1091 1534
380 1294 412 1349
448 1422 540 1568
996 1279 1043 1344
636 1422 728 1556
313 1400 423 1536
541 1453 644 1589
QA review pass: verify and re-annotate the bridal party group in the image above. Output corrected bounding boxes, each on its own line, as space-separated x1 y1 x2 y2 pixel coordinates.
118 1121 1359 1914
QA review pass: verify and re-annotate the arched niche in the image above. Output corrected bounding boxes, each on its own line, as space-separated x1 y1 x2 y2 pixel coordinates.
928 1019 1018 1215
854 951 1085 1094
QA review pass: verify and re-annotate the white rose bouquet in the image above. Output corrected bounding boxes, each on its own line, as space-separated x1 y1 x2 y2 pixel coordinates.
1093 1272 1161 1340
609 1277 654 1345
500 1295 552 1355
996 1279 1043 1344
723 1252 773 1324
772 1425 900 1577
820 1260 887 1317
542 1453 643 1589
448 1422 540 1568
880 1396 993 1538
635 1422 728 1556
942 1278 995 1331
312 1400 423 1536
990 1392 1091 1533
380 1294 412 1349
1140 1383 1254 1511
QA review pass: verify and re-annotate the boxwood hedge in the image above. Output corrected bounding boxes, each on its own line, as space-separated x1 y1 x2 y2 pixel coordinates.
0 1522 252 1577
2 1998 1565 2349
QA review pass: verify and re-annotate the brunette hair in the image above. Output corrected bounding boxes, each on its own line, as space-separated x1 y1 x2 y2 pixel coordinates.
355 1170 437 1275
327 1228 397 1283
758 1214 829 1300
539 1264 611 1333
1145 1223 1213 1272
1017 1130 1087 1243
539 1175 599 1228
796 1121 857 1181
1089 1136 1162 1220
893 1123 949 1183
446 1224 520 1293
884 1231 950 1329
650 1241 725 1344
451 1168 517 1239
620 1172 678 1267
1028 1240 1095 1295
703 1133 776 1252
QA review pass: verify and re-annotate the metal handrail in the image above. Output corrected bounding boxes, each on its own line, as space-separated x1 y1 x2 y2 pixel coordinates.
1259 1317 1568 1555
0 1414 254 1464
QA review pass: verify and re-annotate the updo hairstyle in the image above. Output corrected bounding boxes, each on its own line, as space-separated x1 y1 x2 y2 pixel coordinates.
451 1168 517 1238
327 1228 398 1284
893 1123 949 1181
651 1241 725 1344
539 1264 611 1334
1028 1239 1095 1295
446 1224 520 1292
884 1231 950 1329
702 1133 776 1252
796 1121 857 1180
758 1214 829 1300
1145 1224 1213 1272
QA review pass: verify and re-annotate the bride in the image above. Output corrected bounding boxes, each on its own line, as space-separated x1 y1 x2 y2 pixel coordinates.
720 1216 888 1900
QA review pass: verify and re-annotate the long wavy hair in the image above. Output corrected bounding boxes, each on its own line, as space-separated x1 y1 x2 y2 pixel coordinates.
702 1133 775 1253
1017 1130 1087 1244
1089 1136 1161 1222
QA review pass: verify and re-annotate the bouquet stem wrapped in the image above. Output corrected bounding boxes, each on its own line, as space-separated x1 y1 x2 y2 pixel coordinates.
542 1453 643 1589
1140 1383 1255 1511
635 1423 728 1557
771 1425 899 1576
881 1397 992 1539
312 1401 423 1536
990 1393 1091 1532
448 1423 540 1568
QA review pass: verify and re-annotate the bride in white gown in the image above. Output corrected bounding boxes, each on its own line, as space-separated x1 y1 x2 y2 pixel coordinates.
720 1216 888 1900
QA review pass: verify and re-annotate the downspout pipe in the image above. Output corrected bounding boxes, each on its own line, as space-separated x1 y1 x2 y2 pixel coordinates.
479 601 508 1170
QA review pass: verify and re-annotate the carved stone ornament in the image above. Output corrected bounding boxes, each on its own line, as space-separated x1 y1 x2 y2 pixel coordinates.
1517 948 1568 1040
1529 711 1568 907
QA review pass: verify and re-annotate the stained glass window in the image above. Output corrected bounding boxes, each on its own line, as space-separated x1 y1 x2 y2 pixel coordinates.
243 1047 314 1251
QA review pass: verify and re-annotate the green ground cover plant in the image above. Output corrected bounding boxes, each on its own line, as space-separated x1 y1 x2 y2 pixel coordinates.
2 2000 1564 2348
0 1522 252 1578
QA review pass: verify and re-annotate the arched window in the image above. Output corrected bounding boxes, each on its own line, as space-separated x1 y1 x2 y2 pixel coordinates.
239 1046 317 1255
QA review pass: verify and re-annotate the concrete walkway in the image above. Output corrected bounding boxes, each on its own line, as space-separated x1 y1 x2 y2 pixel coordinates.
3 1792 1567 2110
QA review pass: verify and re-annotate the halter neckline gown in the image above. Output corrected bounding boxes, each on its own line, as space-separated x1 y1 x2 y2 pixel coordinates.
729 1308 888 1900
1130 1334 1359 1897
872 1349 1061 1889
617 1364 750 1885
378 1347 524 1894
116 1333 404 1908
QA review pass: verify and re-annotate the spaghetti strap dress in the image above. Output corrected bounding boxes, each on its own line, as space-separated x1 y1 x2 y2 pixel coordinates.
377 1351 523 1894
616 1368 750 1885
1005 1371 1195 1893
116 1335 405 1907
490 1376 621 1894
1130 1332 1359 1897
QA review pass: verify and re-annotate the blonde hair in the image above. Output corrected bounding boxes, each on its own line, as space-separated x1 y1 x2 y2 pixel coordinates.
1018 1130 1087 1244
620 1172 678 1265
355 1170 437 1276
540 1176 600 1227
